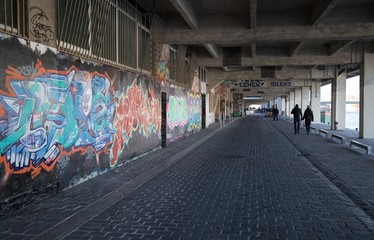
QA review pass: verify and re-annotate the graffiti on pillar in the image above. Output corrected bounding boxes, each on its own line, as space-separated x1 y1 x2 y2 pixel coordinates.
111 80 161 167
29 7 55 44
166 90 201 142
167 96 188 130
233 93 243 116
187 92 201 132
0 60 115 179
155 45 170 84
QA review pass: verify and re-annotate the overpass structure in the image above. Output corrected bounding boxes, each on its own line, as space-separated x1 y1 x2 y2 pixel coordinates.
138 0 374 138
1 0 374 212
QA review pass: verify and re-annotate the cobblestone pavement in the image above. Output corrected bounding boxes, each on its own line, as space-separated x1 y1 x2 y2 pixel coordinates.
1 116 374 239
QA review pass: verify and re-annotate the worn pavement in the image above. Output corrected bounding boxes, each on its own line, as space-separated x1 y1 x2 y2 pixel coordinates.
1 115 374 239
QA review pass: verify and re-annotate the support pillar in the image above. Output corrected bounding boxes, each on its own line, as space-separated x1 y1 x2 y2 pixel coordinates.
311 81 321 124
331 71 346 130
294 88 302 106
281 96 286 116
301 86 310 113
290 91 295 114
359 53 374 138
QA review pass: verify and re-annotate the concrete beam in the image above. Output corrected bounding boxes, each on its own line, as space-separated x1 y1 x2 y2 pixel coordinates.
198 51 364 67
204 44 219 58
289 42 304 57
164 23 374 44
169 0 199 29
329 40 356 56
251 43 256 58
311 0 341 26
249 0 257 29
207 69 331 86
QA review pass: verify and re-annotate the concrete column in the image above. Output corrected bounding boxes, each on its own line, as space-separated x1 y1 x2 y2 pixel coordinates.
290 91 295 114
331 71 346 130
286 94 290 116
311 81 321 123
280 96 285 116
294 87 302 106
276 97 281 114
301 86 310 113
359 53 374 138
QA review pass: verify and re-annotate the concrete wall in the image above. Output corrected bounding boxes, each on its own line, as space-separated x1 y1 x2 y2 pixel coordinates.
0 34 201 212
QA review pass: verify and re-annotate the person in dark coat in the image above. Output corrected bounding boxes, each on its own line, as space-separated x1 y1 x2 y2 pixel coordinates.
302 105 314 134
272 105 279 121
291 104 302 134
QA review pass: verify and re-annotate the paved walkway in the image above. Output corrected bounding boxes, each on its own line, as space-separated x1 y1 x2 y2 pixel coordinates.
1 116 374 239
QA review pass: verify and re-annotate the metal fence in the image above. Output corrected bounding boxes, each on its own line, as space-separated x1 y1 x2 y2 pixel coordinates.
0 0 152 72
0 0 28 37
57 0 151 71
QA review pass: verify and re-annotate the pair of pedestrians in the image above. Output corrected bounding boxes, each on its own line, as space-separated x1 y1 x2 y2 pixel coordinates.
291 104 314 134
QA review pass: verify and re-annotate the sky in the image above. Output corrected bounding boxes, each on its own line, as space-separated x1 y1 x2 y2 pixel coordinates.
321 76 359 102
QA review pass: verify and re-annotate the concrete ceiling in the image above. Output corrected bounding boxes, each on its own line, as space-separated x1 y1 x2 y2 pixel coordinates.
137 0 374 103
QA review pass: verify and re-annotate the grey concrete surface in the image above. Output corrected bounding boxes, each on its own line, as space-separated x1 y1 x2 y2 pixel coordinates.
1 116 374 239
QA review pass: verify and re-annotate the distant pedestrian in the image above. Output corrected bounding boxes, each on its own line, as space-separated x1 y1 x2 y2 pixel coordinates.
302 105 314 134
291 104 302 134
272 105 279 121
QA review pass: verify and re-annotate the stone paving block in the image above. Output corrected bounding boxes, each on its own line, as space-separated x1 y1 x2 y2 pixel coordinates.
2 118 374 239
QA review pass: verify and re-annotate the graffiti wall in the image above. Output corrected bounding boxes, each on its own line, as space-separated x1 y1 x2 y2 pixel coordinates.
165 87 202 143
155 45 170 84
0 34 161 206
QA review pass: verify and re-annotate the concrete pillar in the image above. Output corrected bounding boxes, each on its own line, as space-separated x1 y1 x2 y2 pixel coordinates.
311 81 321 124
281 96 286 116
275 97 281 114
290 91 295 114
286 94 290 116
331 71 346 130
294 87 302 106
359 53 374 138
301 86 310 113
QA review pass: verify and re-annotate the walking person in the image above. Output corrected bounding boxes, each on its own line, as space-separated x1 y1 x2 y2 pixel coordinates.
302 105 314 134
272 105 279 121
291 104 302 134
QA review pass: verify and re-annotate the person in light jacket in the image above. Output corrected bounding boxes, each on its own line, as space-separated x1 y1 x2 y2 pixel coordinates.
291 104 302 134
302 105 314 134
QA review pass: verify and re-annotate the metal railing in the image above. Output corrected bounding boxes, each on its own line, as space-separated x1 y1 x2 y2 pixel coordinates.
57 0 152 72
0 0 28 37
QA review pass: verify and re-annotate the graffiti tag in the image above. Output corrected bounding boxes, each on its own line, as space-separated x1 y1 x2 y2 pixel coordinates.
30 7 55 44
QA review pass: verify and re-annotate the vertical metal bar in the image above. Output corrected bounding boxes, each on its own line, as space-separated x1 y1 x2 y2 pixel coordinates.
16 0 20 35
116 2 119 64
61 0 73 49
88 0 92 55
94 0 107 58
73 0 86 55
136 17 139 69
69 0 82 52
22 0 26 37
10 0 14 33
4 0 8 31
97 0 105 57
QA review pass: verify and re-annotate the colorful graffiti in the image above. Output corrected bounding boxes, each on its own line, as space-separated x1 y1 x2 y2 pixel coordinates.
111 80 160 167
167 92 201 133
187 92 201 132
0 60 115 178
155 45 170 84
167 96 188 130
